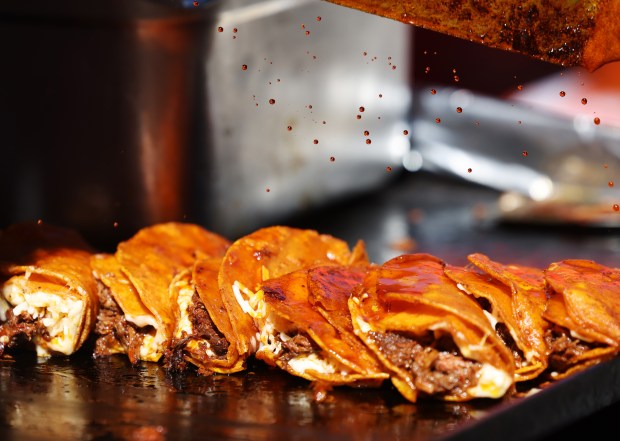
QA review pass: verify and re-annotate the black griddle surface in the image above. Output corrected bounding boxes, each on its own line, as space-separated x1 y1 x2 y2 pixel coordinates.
1 351 619 441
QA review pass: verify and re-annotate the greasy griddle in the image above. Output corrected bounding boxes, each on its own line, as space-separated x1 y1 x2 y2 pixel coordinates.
2 172 620 440
1 352 619 441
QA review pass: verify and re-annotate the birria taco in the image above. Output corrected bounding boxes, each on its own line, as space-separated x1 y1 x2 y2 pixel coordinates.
542 258 620 381
165 256 245 374
258 263 388 385
91 222 230 364
0 221 98 357
444 253 549 382
348 253 515 403
218 225 369 363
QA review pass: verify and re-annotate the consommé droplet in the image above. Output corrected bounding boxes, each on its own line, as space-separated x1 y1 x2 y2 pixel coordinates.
363 130 370 136
430 89 437 95
313 139 319 144
403 130 409 135
594 117 601 125
241 64 248 70
522 151 528 157
517 84 523 91
316 16 322 21
113 222 119 228
217 26 224 33
614 204 620 212
386 166 392 172
559 91 566 97
435 117 441 123
467 168 472 173
356 115 362 120
329 156 335 162
359 106 365 112
366 139 372 145
424 66 431 74
305 31 310 36
287 125 292 131
581 98 588 105
269 98 276 105
266 188 271 193
609 181 614 188
193 1 198 6
456 107 462 113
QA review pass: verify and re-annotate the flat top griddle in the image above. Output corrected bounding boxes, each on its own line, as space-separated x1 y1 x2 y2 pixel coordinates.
1 352 619 441
2 171 619 441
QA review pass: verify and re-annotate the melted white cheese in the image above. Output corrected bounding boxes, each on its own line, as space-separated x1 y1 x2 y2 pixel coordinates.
138 330 166 362
232 281 266 318
288 352 336 375
174 283 196 340
467 363 513 399
3 278 84 356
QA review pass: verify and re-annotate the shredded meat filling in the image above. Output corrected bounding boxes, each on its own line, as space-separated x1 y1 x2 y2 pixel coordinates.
0 309 49 356
281 333 315 361
544 324 600 374
371 331 481 397
94 281 145 365
164 292 229 374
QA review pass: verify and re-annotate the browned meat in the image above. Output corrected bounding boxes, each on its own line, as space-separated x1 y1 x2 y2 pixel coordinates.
281 334 315 359
0 309 49 356
164 292 229 374
188 292 229 357
94 281 144 364
372 331 481 397
545 325 600 373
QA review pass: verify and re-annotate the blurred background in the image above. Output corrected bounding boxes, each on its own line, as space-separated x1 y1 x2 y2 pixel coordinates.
1 0 619 265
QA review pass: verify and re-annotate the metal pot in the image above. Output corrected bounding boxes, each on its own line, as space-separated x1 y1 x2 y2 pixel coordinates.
0 0 413 247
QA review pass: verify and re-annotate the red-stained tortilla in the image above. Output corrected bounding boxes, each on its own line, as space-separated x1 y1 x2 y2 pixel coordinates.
542 259 620 379
218 225 368 359
349 253 515 403
0 221 98 357
166 257 245 374
444 254 549 382
258 264 388 385
92 222 231 363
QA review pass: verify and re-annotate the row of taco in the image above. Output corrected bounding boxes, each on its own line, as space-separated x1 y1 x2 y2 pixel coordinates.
0 221 619 403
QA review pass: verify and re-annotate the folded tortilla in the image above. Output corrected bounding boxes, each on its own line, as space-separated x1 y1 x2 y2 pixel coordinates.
218 225 369 361
165 257 245 374
0 221 98 357
91 252 160 363
257 264 389 385
542 259 620 380
444 253 549 382
348 253 515 403
91 222 231 363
